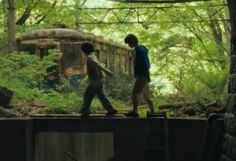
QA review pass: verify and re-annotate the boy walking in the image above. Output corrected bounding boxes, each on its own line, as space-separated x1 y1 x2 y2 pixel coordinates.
124 34 154 117
80 42 117 117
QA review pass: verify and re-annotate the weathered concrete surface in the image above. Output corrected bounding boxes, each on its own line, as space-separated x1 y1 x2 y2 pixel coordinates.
35 132 114 161
0 118 224 161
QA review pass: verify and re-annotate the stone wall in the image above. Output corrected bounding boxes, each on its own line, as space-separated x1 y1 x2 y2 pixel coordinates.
220 1 236 161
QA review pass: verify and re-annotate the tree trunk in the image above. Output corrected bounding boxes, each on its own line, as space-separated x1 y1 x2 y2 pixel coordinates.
223 0 231 56
7 0 16 53
75 1 80 29
228 0 236 57
228 0 236 75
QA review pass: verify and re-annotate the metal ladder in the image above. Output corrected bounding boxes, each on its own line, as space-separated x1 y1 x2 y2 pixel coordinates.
145 111 170 161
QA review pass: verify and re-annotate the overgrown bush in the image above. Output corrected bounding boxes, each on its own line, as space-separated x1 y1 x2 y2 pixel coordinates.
0 51 57 100
0 51 128 114
182 65 229 103
105 76 133 102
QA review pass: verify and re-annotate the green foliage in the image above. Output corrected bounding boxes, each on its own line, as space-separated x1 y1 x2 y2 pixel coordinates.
0 50 71 111
0 51 55 99
182 64 229 102
105 76 133 102
0 50 128 114
41 90 81 114
0 0 230 108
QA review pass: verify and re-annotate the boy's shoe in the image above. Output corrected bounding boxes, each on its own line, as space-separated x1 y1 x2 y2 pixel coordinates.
79 109 90 118
124 111 139 118
81 113 90 118
106 109 117 117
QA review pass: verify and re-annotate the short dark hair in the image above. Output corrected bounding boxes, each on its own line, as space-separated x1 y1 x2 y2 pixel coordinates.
81 42 94 54
124 34 138 44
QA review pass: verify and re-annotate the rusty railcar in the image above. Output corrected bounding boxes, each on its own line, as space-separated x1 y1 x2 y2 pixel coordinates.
17 27 133 87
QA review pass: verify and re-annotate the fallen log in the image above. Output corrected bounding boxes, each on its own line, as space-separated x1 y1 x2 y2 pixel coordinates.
0 108 24 118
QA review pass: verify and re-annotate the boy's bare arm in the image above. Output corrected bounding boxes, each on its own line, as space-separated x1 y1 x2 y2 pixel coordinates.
88 56 113 77
93 61 113 77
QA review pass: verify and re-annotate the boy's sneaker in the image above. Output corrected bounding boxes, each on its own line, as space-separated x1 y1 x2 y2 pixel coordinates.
124 111 139 118
106 109 117 117
79 109 90 118
81 113 90 118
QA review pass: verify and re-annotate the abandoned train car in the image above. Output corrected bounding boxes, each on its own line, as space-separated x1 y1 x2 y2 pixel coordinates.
16 27 133 87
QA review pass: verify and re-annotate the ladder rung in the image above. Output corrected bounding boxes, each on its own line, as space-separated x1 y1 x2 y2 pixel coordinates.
145 111 170 161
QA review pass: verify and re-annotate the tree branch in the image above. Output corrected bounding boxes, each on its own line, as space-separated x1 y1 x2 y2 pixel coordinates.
35 0 58 25
16 2 37 25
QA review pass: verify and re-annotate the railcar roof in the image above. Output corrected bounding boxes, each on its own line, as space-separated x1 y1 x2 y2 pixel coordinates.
18 28 88 41
18 28 130 50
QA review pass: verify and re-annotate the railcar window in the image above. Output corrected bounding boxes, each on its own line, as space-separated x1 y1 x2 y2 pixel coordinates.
108 50 115 71
39 45 57 59
124 55 128 74
106 51 109 68
129 56 132 74
120 55 126 75
95 50 100 61
21 44 36 55
62 44 81 69
100 50 108 67
114 54 120 74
